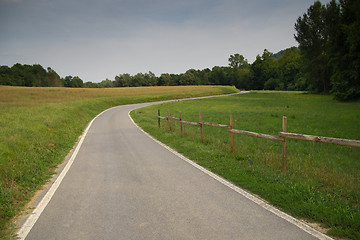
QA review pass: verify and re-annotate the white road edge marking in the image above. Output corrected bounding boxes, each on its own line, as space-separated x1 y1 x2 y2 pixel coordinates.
16 107 115 240
128 112 334 240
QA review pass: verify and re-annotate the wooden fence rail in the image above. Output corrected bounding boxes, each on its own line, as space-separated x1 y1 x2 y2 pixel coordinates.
278 132 360 148
229 129 283 141
157 110 360 173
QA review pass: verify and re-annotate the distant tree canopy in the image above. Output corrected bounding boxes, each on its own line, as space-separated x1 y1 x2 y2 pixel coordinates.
0 63 85 88
0 64 63 87
64 75 84 88
295 0 360 100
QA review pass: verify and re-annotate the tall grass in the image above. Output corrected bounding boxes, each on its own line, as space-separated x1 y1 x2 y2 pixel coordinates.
0 85 238 239
131 91 360 240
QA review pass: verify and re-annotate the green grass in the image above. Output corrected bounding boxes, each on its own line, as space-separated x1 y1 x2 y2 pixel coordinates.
0 85 238 239
131 91 360 240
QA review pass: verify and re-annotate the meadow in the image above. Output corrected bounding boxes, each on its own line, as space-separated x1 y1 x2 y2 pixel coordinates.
131 91 360 240
0 85 238 239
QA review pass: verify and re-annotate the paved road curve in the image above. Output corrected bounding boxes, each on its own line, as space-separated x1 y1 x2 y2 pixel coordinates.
18 98 331 240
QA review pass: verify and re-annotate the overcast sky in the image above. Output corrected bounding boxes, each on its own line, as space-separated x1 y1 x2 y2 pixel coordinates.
0 0 326 82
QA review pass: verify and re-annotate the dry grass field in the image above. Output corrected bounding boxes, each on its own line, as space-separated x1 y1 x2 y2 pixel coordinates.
0 85 236 106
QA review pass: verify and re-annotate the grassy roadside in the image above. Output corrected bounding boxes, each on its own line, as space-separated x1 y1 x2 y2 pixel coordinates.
0 85 238 239
131 91 360 240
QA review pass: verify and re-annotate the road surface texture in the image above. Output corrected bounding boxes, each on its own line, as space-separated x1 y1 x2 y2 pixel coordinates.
17 97 332 240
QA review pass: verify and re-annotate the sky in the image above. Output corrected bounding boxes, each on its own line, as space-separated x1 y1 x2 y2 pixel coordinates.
0 0 325 83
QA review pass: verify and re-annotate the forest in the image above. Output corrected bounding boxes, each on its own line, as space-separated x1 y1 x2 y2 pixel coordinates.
0 0 359 101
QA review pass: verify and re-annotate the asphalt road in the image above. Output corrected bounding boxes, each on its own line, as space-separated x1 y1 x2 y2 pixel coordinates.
18 97 331 240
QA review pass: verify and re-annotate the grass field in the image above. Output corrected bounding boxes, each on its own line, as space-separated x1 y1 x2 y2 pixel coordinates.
0 85 238 239
131 91 360 240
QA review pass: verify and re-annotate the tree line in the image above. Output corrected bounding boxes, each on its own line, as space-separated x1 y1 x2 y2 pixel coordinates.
0 0 358 100
84 47 303 91
0 63 84 88
0 47 304 91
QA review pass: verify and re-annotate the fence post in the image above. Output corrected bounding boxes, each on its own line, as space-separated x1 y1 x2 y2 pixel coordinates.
282 116 287 173
158 109 161 128
180 112 183 136
230 114 234 154
167 110 171 132
199 112 203 142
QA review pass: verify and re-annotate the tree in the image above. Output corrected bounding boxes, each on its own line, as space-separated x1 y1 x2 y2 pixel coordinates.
329 0 360 100
158 73 172 86
295 1 332 93
228 53 251 89
264 78 281 90
63 76 73 87
0 66 12 85
295 0 360 100
277 47 302 90
63 75 83 88
71 76 83 88
84 81 98 88
143 71 158 86
232 67 251 90
228 54 248 68
10 63 26 86
179 70 197 85
209 66 230 85
29 64 46 87
115 73 132 87
198 68 211 85
250 50 280 90
98 79 114 88
46 67 63 87
132 73 145 87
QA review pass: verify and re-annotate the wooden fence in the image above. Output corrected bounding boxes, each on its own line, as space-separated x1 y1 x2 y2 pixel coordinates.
157 110 360 173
